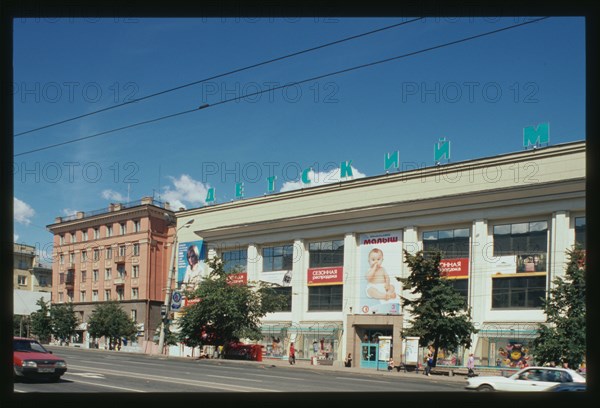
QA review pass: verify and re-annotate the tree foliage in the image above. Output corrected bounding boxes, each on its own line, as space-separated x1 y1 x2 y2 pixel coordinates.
50 303 79 344
533 246 586 368
29 298 52 342
87 301 138 350
398 250 477 366
177 256 287 349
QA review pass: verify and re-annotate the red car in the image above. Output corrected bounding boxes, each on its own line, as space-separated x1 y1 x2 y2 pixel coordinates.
13 337 67 382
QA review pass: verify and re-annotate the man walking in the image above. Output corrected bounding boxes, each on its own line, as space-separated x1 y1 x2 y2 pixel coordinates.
289 342 296 365
467 353 476 377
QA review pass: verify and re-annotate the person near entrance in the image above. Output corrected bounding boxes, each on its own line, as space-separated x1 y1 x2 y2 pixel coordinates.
344 353 353 367
289 342 296 365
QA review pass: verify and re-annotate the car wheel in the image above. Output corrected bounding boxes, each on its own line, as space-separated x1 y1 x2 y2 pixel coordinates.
477 385 494 392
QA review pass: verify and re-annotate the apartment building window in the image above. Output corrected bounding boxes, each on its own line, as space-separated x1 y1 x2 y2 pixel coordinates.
222 249 248 274
18 275 27 285
422 228 470 258
116 286 124 301
117 265 126 279
81 250 88 262
92 290 98 301
107 225 113 237
133 220 141 232
80 291 86 302
59 292 64 303
69 252 75 264
308 285 343 311
93 269 99 282
67 290 74 302
309 239 344 268
59 273 65 284
131 309 137 322
71 232 77 243
132 265 139 278
104 290 111 301
575 217 586 249
105 268 112 280
81 270 87 283
82 230 88 241
106 247 112 259
60 235 65 245
38 276 49 287
131 288 139 300
59 253 64 265
133 243 140 256
94 228 100 239
120 222 127 235
93 249 100 261
262 244 294 272
119 245 127 257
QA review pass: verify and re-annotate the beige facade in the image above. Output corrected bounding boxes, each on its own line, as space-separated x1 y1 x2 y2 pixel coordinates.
175 141 585 368
46 197 175 352
13 243 52 293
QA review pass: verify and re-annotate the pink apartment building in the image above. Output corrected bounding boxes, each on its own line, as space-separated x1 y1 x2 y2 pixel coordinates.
47 197 176 352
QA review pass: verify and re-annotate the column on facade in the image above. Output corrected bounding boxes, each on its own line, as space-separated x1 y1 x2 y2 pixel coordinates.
246 244 259 282
341 232 357 358
290 239 305 324
550 211 571 282
399 226 418 332
470 219 489 359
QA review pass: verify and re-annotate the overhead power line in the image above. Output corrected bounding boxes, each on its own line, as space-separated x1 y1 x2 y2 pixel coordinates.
14 17 549 157
14 18 424 138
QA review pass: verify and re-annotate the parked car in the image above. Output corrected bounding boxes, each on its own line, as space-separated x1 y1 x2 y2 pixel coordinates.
13 337 67 382
547 382 587 392
465 366 586 392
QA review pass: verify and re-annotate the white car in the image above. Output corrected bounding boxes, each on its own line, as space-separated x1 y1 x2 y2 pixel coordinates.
465 366 586 392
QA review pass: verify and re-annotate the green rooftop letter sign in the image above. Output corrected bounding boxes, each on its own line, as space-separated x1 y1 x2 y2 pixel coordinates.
434 137 451 163
523 122 549 148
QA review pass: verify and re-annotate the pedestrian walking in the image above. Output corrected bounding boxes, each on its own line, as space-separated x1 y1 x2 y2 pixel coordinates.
424 354 434 376
344 353 353 367
467 353 476 377
289 342 296 365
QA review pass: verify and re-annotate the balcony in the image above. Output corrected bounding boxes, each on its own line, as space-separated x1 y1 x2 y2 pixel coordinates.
114 256 126 264
114 277 126 285
65 278 75 289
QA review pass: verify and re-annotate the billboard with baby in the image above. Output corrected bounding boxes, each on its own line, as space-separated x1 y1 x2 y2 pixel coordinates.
358 231 403 315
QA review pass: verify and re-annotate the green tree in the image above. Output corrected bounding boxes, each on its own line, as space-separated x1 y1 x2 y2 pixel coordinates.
50 303 79 345
87 301 138 350
154 325 179 347
29 298 52 343
13 315 31 337
533 246 586 368
177 256 287 350
398 250 477 366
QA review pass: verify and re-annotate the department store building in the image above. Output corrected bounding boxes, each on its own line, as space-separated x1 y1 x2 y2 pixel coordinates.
175 141 585 369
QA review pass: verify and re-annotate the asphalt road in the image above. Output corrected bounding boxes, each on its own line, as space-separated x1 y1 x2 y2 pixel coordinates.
13 346 466 394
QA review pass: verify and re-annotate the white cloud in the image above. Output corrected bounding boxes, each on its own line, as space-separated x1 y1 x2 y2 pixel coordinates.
162 174 210 210
280 166 366 192
14 197 35 225
14 233 19 242
62 208 77 217
101 189 125 202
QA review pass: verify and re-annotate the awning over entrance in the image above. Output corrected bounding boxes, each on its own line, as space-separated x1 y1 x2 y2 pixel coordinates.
477 322 539 339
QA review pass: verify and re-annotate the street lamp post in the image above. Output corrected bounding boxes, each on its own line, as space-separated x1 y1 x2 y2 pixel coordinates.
157 217 194 355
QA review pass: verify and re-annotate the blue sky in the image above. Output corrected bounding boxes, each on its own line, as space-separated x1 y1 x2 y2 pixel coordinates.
12 16 586 262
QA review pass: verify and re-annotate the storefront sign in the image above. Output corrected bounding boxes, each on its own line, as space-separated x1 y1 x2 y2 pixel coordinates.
307 267 343 285
439 258 469 278
227 272 248 285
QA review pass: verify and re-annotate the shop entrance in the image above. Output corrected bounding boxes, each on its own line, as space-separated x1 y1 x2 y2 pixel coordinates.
359 342 379 369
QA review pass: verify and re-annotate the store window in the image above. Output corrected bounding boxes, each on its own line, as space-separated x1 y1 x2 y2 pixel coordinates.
575 217 586 249
492 276 546 309
262 244 294 272
493 221 548 256
422 228 470 258
309 239 344 268
308 285 343 311
222 249 247 274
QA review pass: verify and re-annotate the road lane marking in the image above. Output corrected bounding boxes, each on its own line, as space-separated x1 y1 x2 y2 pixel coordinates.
206 374 263 383
68 372 106 379
68 364 279 392
334 377 392 384
63 378 146 392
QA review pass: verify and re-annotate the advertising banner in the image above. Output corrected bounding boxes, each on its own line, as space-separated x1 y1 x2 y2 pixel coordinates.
177 240 206 290
404 337 419 365
261 270 293 287
439 258 469 278
358 231 402 314
307 266 343 286
226 272 248 286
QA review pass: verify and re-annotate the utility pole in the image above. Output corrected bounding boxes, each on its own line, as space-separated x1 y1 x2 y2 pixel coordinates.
157 217 194 354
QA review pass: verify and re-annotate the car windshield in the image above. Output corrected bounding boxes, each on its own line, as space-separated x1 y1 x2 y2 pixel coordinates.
14 339 48 353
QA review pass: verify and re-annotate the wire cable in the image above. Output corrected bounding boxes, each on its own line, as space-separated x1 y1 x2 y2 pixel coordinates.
13 18 424 138
14 17 549 157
